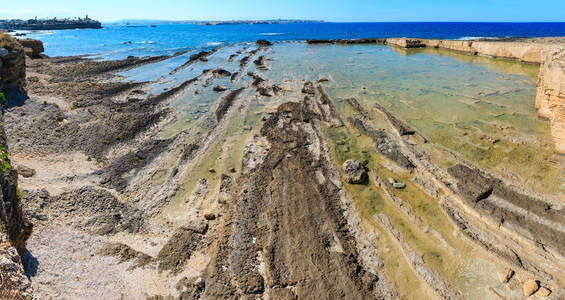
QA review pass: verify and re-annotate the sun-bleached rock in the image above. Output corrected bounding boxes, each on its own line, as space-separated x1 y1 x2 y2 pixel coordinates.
523 279 539 297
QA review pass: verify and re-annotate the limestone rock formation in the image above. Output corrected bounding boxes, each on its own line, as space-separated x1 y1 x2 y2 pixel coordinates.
18 38 44 58
341 159 367 184
536 47 565 153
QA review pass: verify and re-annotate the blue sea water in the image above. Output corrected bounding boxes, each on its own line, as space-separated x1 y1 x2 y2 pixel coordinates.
15 22 565 59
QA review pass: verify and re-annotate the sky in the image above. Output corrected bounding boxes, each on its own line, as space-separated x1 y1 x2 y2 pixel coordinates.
1 0 564 23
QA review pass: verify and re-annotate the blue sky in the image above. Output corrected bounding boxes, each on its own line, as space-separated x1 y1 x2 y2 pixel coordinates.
1 0 564 22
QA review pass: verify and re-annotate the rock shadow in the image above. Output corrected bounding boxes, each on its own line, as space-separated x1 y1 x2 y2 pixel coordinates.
21 247 39 279
4 87 29 110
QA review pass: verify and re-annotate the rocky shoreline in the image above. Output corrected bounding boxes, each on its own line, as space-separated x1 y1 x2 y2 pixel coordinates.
1 33 564 299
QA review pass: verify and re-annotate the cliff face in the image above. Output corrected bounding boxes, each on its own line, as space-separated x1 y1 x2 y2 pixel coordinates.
0 33 33 299
536 48 565 153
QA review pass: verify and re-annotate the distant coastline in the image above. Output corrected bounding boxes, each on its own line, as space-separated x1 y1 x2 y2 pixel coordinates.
0 16 101 30
109 19 326 26
198 20 325 26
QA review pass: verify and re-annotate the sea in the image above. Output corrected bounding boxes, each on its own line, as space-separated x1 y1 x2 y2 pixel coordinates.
12 22 565 59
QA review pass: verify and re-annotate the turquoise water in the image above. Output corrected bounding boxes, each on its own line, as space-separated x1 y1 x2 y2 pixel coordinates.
13 22 565 59
121 41 560 194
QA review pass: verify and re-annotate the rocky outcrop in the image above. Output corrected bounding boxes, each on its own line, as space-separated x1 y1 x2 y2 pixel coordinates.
536 47 565 153
386 38 560 63
18 38 44 58
0 33 26 91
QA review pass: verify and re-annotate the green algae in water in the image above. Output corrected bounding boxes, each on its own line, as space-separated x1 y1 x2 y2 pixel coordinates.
262 42 560 195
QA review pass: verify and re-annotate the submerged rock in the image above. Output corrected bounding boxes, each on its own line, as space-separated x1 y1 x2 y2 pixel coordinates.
213 85 228 92
341 160 366 184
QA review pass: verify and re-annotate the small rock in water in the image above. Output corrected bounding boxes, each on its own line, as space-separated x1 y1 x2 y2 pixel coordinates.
393 182 406 189
229 167 237 173
341 160 366 184
203 210 215 220
208 168 215 173
213 85 228 92
538 286 551 297
497 268 514 283
256 39 273 47
337 141 346 145
523 279 539 297
388 177 396 185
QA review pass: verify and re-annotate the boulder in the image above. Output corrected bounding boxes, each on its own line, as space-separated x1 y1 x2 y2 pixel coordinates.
523 279 539 297
497 268 514 283
203 210 215 220
341 160 366 184
538 286 551 297
0 47 8 58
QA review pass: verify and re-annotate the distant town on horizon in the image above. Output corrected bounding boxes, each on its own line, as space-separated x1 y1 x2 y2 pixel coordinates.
0 16 326 31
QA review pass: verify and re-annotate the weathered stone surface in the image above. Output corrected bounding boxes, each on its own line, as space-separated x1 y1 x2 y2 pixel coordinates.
523 279 539 297
341 159 366 184
497 268 514 283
